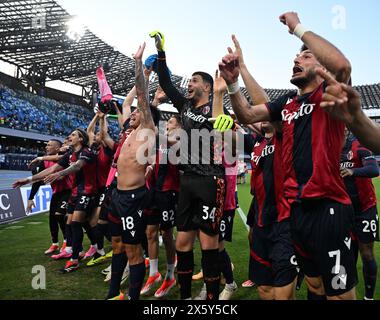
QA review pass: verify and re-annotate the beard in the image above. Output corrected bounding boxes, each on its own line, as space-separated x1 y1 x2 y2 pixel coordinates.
290 69 316 88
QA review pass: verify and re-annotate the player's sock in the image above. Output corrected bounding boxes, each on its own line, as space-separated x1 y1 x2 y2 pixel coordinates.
71 221 84 260
107 252 128 299
128 262 146 300
363 258 377 300
65 223 72 247
219 249 234 284
307 290 327 300
96 223 109 249
165 263 175 280
149 258 159 277
55 214 66 240
202 249 220 300
49 212 59 244
176 250 194 299
83 222 96 246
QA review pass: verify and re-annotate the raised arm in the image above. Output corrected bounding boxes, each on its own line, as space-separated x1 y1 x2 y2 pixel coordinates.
219 52 271 124
150 31 187 111
133 42 155 130
232 35 269 105
100 115 115 150
87 113 99 146
279 12 351 83
121 86 136 127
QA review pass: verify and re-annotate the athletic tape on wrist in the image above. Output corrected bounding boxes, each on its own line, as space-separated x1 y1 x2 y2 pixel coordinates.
227 82 240 95
293 24 309 39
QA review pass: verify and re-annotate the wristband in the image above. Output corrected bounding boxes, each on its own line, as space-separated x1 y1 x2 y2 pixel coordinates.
293 24 310 39
26 176 33 183
227 82 240 95
37 157 43 161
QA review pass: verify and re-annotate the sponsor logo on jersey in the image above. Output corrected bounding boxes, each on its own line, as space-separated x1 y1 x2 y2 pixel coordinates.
340 161 354 169
183 110 207 123
281 102 315 124
251 144 275 165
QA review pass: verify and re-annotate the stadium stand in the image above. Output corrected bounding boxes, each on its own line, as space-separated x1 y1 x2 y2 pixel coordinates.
0 81 120 138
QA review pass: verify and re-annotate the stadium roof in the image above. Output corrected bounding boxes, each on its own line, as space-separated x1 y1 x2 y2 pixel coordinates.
0 0 379 112
0 0 183 96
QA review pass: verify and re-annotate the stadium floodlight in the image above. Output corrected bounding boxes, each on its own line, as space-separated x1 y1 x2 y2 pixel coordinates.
66 17 86 42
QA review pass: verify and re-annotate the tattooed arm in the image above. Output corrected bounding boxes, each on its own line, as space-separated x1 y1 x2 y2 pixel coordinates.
133 42 155 130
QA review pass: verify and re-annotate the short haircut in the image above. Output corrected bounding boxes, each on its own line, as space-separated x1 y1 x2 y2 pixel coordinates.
192 71 214 91
49 139 62 147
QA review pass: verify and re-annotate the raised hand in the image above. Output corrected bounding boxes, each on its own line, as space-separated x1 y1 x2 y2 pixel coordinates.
218 50 240 85
279 11 301 34
96 110 105 118
133 42 146 61
316 68 361 124
149 30 165 52
231 34 245 66
214 70 227 94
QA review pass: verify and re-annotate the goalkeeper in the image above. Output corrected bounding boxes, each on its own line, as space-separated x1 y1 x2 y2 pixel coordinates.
150 30 236 300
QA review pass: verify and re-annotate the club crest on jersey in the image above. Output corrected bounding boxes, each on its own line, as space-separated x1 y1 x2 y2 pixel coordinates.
202 106 210 115
347 151 353 161
281 102 315 124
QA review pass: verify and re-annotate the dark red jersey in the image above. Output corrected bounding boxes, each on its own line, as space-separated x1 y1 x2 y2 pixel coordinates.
94 145 113 189
153 142 180 192
341 137 378 212
248 134 290 227
58 147 97 196
266 82 351 205
44 160 72 193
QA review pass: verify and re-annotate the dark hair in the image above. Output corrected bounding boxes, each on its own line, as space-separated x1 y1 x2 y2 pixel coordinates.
192 71 214 91
300 44 309 52
171 114 182 126
150 106 161 127
75 128 89 146
49 139 62 147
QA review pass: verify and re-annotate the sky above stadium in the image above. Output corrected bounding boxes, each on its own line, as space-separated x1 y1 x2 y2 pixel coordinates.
54 0 379 89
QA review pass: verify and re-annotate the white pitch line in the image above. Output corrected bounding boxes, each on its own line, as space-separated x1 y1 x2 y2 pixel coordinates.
237 207 250 232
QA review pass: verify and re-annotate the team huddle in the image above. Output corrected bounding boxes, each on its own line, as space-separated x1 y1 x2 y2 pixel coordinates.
13 12 379 301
